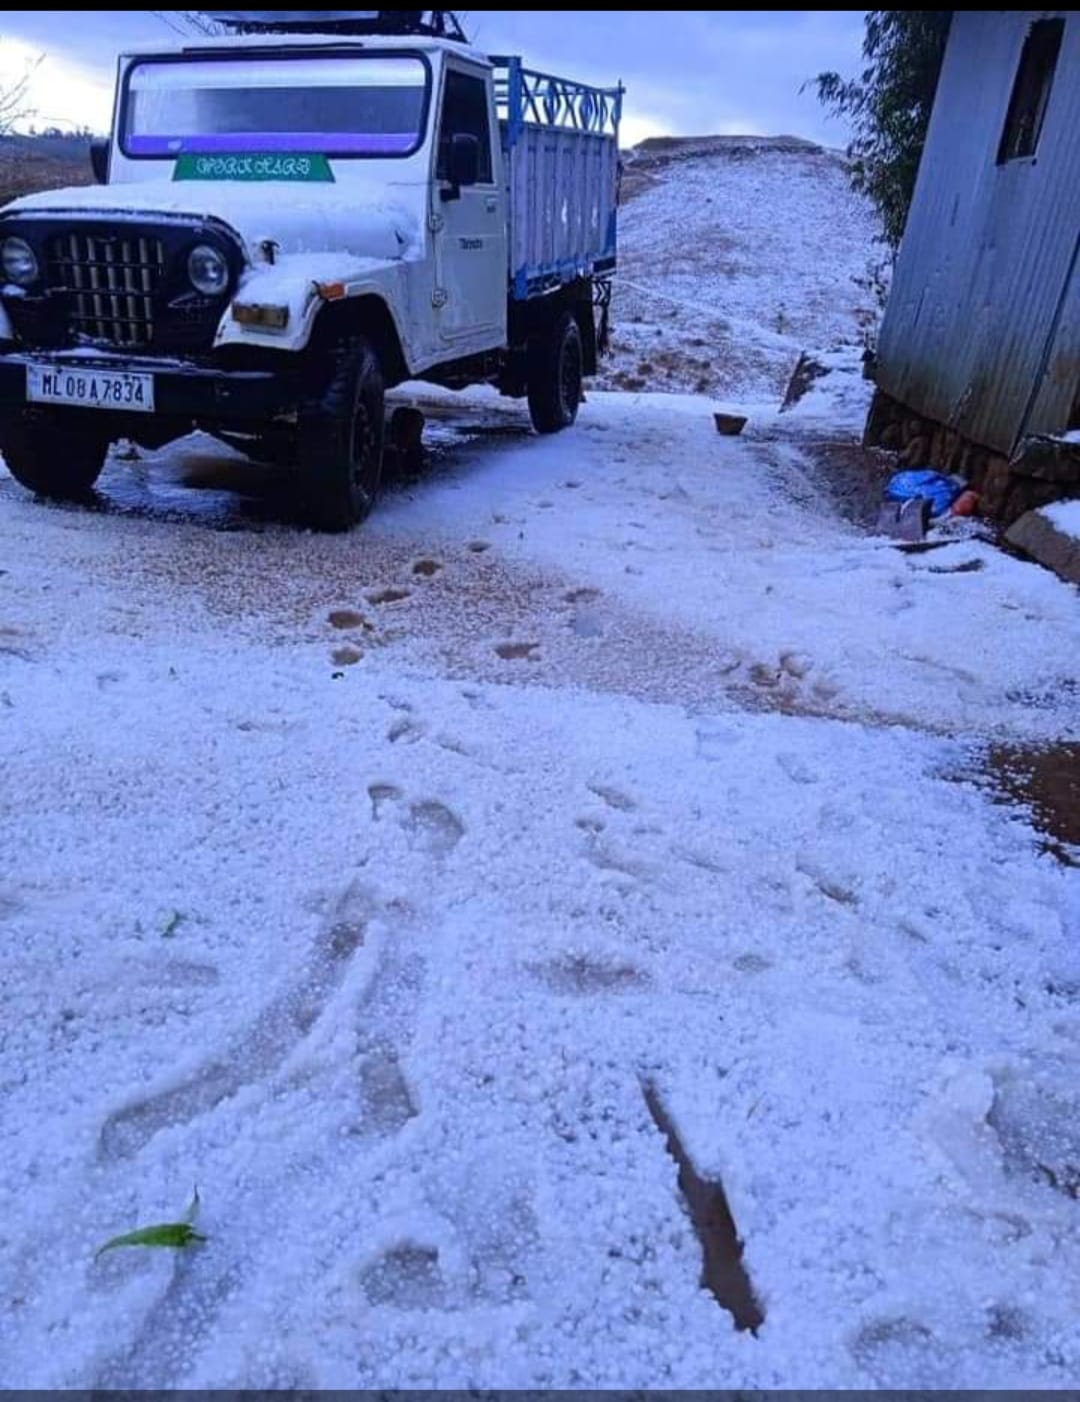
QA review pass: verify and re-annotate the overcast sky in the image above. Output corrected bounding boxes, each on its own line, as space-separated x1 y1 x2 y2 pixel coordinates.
0 10 865 148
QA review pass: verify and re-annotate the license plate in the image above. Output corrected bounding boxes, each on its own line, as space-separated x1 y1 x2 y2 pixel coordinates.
26 364 155 413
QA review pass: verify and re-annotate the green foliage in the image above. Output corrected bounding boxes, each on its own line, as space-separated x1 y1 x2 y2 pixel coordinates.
815 11 952 250
95 1223 206 1258
95 1187 206 1259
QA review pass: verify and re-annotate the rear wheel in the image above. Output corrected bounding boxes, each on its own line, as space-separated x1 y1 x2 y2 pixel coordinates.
0 411 109 501
297 337 385 532
527 310 583 434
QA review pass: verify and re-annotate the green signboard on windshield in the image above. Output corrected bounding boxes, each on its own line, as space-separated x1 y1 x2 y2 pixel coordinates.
173 153 335 182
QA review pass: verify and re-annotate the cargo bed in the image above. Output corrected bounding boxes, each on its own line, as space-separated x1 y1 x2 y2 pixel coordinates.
492 58 622 301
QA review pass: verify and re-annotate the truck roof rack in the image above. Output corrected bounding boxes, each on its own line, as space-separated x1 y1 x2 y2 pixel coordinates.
201 11 468 41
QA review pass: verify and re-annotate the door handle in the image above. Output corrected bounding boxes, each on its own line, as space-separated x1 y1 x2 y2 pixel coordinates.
485 195 498 213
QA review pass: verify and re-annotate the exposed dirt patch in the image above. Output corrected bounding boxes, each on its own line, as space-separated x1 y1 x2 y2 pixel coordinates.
0 147 93 207
643 1082 764 1333
926 558 986 575
87 467 950 729
796 439 898 528
356 1049 418 1136
780 352 831 410
587 782 636 812
406 799 465 857
361 1244 443 1307
896 540 952 555
0 637 33 662
388 717 424 745
532 954 648 994
851 1315 936 1379
495 642 540 662
328 609 368 631
985 742 1080 863
367 783 401 819
733 953 772 974
412 558 442 578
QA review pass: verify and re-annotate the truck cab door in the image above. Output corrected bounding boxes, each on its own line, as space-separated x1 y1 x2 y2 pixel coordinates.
431 65 507 349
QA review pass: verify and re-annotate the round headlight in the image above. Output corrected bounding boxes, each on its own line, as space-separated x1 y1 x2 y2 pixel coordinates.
2 236 39 287
188 244 229 296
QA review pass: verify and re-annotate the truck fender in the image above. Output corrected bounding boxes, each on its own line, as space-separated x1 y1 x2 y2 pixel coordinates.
213 255 410 381
308 294 409 388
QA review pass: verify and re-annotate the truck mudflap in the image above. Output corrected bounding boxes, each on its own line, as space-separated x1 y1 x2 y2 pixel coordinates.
0 352 301 423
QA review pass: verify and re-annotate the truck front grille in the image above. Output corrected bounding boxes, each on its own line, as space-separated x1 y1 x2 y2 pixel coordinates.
47 233 166 348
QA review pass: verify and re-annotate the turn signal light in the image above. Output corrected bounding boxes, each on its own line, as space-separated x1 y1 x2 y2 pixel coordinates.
231 302 289 330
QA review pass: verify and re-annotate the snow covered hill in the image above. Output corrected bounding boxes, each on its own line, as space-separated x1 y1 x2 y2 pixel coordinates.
601 135 884 406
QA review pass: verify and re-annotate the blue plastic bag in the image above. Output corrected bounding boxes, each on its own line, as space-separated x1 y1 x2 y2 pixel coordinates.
885 469 964 517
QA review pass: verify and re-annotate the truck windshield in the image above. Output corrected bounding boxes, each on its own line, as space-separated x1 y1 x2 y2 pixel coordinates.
123 55 428 157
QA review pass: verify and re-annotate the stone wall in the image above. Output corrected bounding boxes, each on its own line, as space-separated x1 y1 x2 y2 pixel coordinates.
863 388 1080 529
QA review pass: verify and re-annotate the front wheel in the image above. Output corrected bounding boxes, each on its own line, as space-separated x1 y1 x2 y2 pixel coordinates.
527 310 583 434
0 411 110 501
297 337 385 532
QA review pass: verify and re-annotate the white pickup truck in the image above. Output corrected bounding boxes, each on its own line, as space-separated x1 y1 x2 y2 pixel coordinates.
0 11 622 528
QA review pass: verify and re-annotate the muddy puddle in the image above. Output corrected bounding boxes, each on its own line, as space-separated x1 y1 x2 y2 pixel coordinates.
984 742 1080 864
49 395 533 535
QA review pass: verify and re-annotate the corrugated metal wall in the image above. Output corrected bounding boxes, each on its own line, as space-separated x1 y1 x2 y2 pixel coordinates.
876 11 1080 455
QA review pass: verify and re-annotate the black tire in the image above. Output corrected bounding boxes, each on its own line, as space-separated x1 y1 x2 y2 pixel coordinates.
297 337 385 532
0 411 109 501
385 405 426 481
527 310 583 434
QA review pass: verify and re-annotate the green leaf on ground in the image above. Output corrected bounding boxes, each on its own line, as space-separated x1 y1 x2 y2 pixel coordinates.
96 1186 206 1258
95 1222 207 1259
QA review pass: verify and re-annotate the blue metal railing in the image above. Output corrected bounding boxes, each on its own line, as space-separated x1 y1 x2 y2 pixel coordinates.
491 56 623 147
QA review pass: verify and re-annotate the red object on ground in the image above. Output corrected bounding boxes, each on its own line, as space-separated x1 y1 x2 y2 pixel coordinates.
951 489 980 517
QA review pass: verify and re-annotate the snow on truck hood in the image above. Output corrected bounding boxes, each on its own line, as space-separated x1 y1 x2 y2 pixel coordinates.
3 178 422 264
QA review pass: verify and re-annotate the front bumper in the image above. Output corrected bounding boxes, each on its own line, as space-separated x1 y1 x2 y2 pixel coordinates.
0 351 300 422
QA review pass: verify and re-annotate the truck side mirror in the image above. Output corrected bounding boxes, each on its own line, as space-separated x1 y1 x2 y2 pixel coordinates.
442 132 480 200
90 138 110 184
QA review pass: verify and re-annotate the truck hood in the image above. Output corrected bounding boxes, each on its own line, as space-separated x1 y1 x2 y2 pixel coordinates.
4 178 422 264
